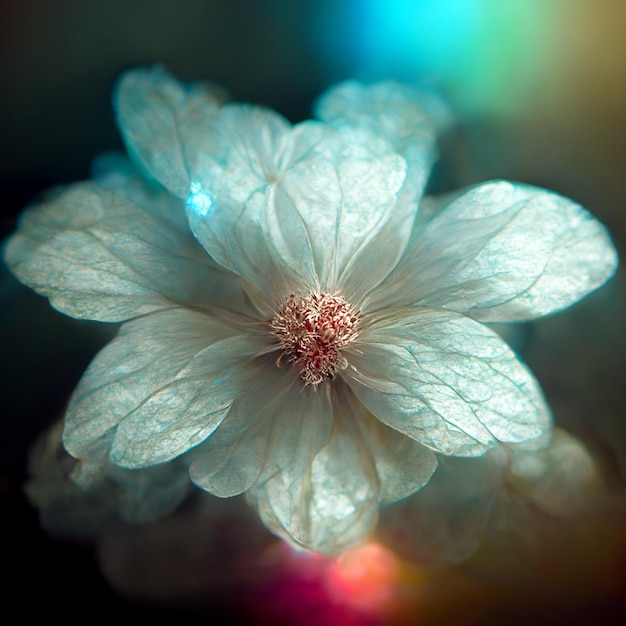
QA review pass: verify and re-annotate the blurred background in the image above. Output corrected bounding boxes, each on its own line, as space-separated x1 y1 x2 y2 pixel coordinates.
1 1 625 624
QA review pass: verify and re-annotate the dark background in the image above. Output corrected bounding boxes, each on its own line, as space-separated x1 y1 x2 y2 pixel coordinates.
2 1 625 624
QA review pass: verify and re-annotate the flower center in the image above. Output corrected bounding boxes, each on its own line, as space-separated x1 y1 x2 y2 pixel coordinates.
270 292 360 386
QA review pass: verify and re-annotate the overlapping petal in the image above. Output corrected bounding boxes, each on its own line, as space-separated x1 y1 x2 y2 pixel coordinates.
315 80 437 195
339 390 438 504
63 308 264 468
185 105 408 300
189 368 333 497
369 181 618 320
316 81 438 298
4 182 244 321
246 387 437 553
378 446 510 564
91 152 189 228
248 412 380 554
345 308 551 456
115 65 228 198
273 134 407 291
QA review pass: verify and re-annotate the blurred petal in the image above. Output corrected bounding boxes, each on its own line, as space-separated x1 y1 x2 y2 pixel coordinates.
190 369 333 496
63 309 263 468
26 422 190 538
4 182 244 321
346 308 551 456
370 181 618 319
71 459 190 525
115 65 227 198
507 428 603 515
378 446 509 564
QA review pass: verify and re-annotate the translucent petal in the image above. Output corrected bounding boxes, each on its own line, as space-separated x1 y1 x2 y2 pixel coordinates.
91 152 189 229
115 66 227 198
316 151 406 291
185 106 318 298
248 404 379 554
315 80 436 195
186 104 408 298
189 368 333 497
317 81 438 297
4 182 245 321
189 103 295 205
63 309 262 468
329 385 437 504
370 181 618 320
186 183 310 308
345 308 552 456
379 446 509 565
267 125 407 291
356 410 438 504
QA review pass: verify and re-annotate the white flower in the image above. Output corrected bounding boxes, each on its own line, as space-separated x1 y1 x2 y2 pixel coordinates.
4 67 618 553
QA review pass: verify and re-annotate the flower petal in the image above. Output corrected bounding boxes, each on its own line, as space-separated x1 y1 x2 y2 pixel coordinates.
370 181 618 320
357 411 438 504
185 106 318 299
378 446 509 565
333 386 438 504
91 152 189 228
186 104 408 298
63 309 262 468
507 428 602 516
115 66 227 198
316 81 437 298
4 182 244 321
189 369 333 497
71 458 190 525
315 80 437 197
248 403 379 554
346 308 552 456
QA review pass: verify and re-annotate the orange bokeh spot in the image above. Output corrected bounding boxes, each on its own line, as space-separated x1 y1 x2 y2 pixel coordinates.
325 542 400 613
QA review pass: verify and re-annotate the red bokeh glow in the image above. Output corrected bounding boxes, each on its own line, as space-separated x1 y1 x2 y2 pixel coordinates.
324 542 400 613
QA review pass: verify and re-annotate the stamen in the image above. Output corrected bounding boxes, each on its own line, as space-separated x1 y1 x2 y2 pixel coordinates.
270 292 360 386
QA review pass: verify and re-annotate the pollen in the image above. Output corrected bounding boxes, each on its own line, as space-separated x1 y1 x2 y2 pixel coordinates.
270 292 360 386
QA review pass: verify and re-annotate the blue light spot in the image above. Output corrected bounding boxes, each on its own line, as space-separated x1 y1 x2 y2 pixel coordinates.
359 0 480 78
186 181 215 217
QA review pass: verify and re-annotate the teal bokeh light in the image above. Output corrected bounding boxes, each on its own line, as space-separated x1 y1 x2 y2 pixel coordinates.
316 0 557 117
359 0 480 76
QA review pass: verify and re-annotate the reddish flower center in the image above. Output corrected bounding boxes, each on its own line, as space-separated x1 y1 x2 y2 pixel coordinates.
270 292 360 386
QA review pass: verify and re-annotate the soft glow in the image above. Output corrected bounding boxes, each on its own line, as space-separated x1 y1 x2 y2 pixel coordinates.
315 0 559 116
325 542 399 613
